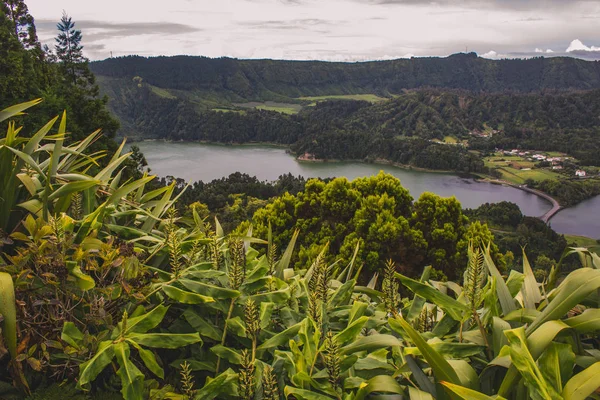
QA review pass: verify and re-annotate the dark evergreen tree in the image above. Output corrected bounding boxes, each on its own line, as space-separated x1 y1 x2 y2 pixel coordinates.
55 11 84 84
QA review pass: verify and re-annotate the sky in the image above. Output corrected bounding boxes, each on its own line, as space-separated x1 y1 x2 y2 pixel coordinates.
26 0 600 62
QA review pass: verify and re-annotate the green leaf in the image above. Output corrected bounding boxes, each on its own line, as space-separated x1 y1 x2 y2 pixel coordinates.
564 308 600 333
562 361 600 400
179 279 240 299
127 333 201 349
333 316 369 346
503 327 560 400
65 261 95 290
225 316 246 338
0 99 42 122
276 229 299 279
183 309 222 341
114 342 144 400
192 368 237 400
408 386 435 400
441 382 505 400
395 272 469 321
116 305 169 335
520 250 542 309
128 340 164 379
0 272 17 358
257 320 304 351
283 387 334 400
483 245 517 315
162 285 215 304
527 268 600 335
539 342 575 394
61 321 84 349
340 334 401 355
389 317 460 385
354 375 404 400
78 341 115 390
210 345 242 364
47 180 99 201
407 266 432 322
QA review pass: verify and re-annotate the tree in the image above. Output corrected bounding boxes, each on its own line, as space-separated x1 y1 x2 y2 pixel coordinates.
2 0 38 49
55 11 84 84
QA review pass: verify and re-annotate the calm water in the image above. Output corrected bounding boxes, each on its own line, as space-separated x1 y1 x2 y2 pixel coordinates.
549 196 600 238
136 141 555 217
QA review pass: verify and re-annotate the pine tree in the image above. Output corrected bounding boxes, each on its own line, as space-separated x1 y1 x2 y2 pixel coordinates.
55 11 85 84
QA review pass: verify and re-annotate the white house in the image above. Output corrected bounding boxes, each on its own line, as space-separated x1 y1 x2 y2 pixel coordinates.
576 170 586 177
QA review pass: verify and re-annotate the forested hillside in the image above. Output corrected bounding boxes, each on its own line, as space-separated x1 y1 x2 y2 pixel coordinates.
91 53 600 99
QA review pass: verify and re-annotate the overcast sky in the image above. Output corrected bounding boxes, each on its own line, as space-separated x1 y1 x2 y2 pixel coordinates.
26 0 600 62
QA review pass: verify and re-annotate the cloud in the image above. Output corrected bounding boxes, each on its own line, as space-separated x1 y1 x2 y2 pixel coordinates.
35 19 202 42
359 0 593 10
566 39 600 53
481 50 499 59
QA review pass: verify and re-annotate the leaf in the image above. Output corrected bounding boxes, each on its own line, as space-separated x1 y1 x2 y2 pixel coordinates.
407 266 432 322
179 279 240 299
441 382 505 400
503 327 560 400
539 342 575 394
340 334 401 355
128 340 164 379
283 387 334 400
333 316 369 346
562 361 600 400
389 317 460 385
483 245 516 315
564 308 600 333
162 285 215 304
116 305 169 336
354 375 404 400
183 309 222 341
61 321 84 349
127 333 201 349
520 251 542 309
0 99 42 122
114 342 144 400
210 345 242 364
527 268 600 335
65 261 95 290
395 272 469 321
257 320 304 351
192 368 237 400
408 386 435 400
225 316 246 338
0 272 17 358
78 341 115 390
276 229 299 279
47 180 99 201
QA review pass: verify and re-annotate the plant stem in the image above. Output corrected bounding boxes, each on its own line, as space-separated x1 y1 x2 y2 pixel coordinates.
215 298 235 375
473 310 492 359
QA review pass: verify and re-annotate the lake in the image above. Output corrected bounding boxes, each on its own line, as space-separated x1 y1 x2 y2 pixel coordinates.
134 141 597 238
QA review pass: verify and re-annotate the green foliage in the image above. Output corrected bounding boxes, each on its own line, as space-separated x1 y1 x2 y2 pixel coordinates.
2 102 600 400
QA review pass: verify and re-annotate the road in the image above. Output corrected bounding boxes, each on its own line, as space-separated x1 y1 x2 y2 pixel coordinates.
487 180 562 223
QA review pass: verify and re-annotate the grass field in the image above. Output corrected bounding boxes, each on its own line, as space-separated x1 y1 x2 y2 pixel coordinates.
148 85 177 99
443 136 458 144
234 101 302 114
212 108 246 114
484 153 561 184
564 234 599 247
298 94 388 103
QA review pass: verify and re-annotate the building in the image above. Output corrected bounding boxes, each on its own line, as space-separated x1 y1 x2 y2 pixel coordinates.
575 170 586 177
